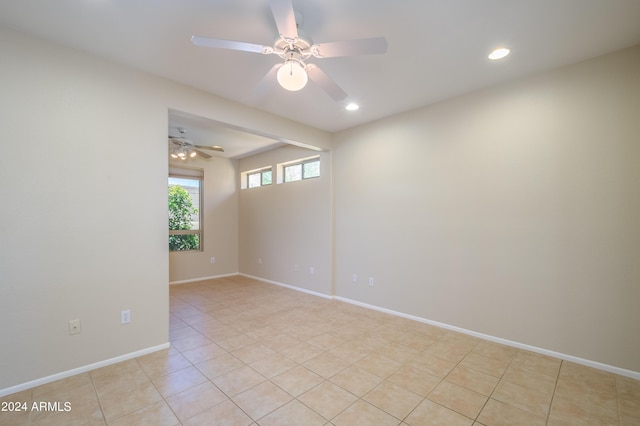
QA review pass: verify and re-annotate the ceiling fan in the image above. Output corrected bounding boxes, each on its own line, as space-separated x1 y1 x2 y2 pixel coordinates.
191 0 387 101
168 128 224 160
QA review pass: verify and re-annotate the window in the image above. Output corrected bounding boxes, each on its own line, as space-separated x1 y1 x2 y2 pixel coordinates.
169 166 203 251
283 157 320 183
241 167 272 189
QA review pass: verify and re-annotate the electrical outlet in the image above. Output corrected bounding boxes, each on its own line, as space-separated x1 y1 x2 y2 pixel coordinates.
368 277 375 287
352 274 358 283
210 257 215 264
309 266 315 275
68 319 81 335
258 257 262 264
120 310 131 324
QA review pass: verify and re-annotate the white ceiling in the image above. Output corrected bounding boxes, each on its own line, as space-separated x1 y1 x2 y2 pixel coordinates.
2 0 640 158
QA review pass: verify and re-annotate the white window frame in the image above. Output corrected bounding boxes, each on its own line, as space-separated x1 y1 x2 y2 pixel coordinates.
241 166 273 189
277 156 320 184
169 166 203 252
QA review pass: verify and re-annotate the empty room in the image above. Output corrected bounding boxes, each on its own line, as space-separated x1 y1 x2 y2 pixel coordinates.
1 0 639 425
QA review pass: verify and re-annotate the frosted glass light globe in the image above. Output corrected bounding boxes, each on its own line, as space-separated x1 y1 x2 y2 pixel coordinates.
277 60 308 91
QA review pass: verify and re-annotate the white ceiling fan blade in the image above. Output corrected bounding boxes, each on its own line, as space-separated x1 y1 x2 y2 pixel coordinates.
254 63 282 97
306 64 347 101
269 0 298 41
194 144 224 152
191 36 273 54
311 37 388 58
193 148 212 159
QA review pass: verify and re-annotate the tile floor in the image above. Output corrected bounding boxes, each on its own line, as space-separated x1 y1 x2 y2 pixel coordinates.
2 275 639 425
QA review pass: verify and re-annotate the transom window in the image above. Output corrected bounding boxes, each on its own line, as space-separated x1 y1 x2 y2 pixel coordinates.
241 167 273 189
283 157 320 183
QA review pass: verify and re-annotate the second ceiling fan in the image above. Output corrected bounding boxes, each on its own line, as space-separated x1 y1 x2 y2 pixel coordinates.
191 0 387 101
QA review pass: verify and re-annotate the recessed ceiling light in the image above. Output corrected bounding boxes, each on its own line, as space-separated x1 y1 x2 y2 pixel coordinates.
488 47 510 60
345 103 359 111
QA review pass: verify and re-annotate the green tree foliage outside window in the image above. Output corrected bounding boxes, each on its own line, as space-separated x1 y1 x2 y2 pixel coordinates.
168 185 200 251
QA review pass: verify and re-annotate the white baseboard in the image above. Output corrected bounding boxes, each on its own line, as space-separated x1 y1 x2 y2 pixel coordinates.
239 273 333 300
0 342 170 398
170 272 239 285
334 296 640 381
234 275 639 380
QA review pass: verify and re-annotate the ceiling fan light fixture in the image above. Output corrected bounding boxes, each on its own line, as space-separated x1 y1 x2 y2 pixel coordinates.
189 150 197 158
277 51 308 91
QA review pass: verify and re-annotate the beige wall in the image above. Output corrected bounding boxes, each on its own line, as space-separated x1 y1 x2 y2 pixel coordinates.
0 26 330 393
333 45 640 372
238 145 332 296
169 156 239 283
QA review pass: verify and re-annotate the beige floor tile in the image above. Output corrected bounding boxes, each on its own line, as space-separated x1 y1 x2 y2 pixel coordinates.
151 366 208 398
477 398 546 426
195 353 244 379
350 333 390 352
231 343 277 365
212 365 266 397
548 392 618 424
106 400 179 426
501 364 557 395
555 376 618 412
376 342 420 363
217 334 258 352
510 350 561 378
180 342 228 364
165 381 228 421
406 352 457 379
446 364 499 396
249 352 297 378
428 380 487 419
328 324 366 341
393 330 437 351
425 340 476 363
261 333 302 351
619 396 640 425
303 352 350 379
617 375 640 400
181 399 252 426
332 399 401 426
330 365 383 396
327 341 371 364
171 332 214 353
136 351 192 379
297 380 358 420
98 381 163 421
364 380 423 419
458 351 510 378
306 333 346 351
472 341 517 363
355 353 403 379
278 341 324 364
90 360 150 397
404 399 473 426
12 277 639 426
491 380 552 418
387 364 441 397
258 399 326 426
232 381 292 421
30 399 105 426
32 373 92 400
558 361 615 393
270 365 324 397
